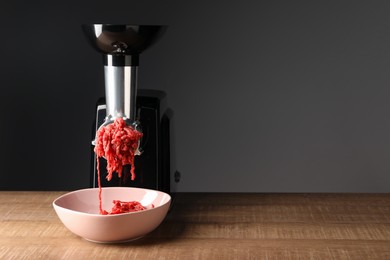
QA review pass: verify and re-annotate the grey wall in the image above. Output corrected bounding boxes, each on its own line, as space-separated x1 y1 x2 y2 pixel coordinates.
1 1 390 192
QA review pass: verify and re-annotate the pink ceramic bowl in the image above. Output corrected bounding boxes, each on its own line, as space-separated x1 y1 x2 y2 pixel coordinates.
53 187 171 243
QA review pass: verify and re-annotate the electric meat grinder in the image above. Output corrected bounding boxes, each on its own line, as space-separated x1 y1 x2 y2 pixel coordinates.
82 24 170 193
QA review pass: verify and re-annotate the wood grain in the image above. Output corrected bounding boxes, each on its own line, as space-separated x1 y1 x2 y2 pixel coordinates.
1 192 390 259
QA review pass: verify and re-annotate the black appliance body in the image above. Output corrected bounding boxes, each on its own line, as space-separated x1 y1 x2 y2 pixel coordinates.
91 89 170 193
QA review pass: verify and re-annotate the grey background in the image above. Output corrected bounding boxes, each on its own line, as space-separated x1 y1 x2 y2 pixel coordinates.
1 1 389 192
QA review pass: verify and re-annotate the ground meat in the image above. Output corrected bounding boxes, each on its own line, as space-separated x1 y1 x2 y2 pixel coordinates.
94 117 143 215
94 117 143 181
101 200 147 215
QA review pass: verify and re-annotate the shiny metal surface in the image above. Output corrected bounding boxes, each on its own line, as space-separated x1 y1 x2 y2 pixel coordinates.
82 24 166 56
82 24 166 126
104 65 138 123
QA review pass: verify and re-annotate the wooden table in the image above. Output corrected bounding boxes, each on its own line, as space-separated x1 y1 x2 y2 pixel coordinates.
1 192 390 259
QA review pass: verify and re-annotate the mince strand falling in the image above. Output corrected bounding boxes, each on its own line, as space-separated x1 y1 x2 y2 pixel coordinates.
94 117 143 215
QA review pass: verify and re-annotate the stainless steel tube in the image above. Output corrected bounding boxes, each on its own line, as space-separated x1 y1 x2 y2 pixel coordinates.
104 65 138 123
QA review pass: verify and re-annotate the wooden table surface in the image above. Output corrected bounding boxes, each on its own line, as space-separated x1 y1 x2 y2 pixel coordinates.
1 192 390 259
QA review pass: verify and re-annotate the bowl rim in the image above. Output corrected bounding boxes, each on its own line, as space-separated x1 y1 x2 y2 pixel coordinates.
52 187 171 217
